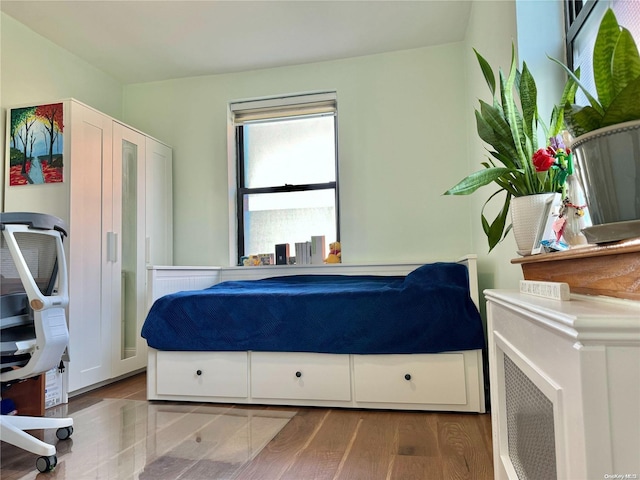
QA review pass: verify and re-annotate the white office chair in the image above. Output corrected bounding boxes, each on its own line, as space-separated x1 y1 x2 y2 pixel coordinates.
1 212 73 473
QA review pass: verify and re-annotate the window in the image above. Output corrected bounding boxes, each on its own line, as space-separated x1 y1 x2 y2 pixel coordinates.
565 0 640 104
230 93 339 264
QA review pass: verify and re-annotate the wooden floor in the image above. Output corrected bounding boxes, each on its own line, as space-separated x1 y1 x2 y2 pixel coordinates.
1 373 494 479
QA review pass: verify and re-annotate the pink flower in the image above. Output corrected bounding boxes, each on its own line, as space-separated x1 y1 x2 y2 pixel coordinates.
532 148 556 172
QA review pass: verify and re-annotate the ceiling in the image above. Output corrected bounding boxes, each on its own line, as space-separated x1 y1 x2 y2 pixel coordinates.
1 0 472 84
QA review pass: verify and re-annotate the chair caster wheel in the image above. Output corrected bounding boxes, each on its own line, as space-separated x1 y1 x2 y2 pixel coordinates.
56 426 73 440
36 454 57 472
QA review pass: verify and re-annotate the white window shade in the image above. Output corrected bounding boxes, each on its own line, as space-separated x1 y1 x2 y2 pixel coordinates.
231 92 337 125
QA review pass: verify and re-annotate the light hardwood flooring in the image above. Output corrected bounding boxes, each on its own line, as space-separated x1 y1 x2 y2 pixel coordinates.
1 373 493 479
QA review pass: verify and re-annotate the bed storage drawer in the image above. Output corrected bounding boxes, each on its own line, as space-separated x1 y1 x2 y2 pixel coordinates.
353 353 467 405
156 351 248 397
250 352 351 401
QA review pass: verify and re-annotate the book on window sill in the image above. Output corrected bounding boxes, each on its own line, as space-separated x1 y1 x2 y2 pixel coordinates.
311 236 326 265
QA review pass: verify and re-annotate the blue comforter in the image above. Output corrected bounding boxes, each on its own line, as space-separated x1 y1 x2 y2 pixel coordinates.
141 263 485 354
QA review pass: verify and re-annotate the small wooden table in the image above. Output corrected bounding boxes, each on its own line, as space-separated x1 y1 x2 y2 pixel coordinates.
511 237 640 301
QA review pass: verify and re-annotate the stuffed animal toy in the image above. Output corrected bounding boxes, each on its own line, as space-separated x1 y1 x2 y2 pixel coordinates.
242 255 261 266
324 241 342 263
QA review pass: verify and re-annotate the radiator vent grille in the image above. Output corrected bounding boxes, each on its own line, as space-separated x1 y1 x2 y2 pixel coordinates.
504 354 557 480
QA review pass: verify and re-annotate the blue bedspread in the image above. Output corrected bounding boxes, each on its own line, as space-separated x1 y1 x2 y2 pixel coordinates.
141 263 485 354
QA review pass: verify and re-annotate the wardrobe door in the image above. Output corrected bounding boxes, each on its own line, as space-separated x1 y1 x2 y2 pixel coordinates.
145 137 173 266
67 102 113 393
111 122 147 377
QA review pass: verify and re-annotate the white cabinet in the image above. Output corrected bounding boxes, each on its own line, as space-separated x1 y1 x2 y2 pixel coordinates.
3 99 172 393
485 289 640 480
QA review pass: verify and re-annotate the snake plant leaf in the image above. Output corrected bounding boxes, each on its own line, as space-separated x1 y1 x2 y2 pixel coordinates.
563 104 604 137
549 73 579 137
548 105 561 138
548 56 603 117
519 62 538 143
444 167 514 195
474 49 496 97
500 48 529 168
491 192 512 247
487 149 520 171
481 215 489 237
492 172 523 197
501 48 528 169
479 98 508 131
480 191 496 237
522 136 536 190
499 68 508 118
477 101 519 162
486 146 519 172
612 28 640 98
601 76 640 127
481 190 511 251
475 108 504 152
593 8 620 110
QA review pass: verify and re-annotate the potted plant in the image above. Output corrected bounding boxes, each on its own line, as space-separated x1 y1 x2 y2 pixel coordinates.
550 8 640 242
445 45 575 253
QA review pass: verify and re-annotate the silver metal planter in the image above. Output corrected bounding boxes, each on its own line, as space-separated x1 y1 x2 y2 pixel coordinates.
571 120 640 243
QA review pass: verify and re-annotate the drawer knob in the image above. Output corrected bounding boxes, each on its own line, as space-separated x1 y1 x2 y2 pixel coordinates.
196 369 202 376
404 374 412 381
295 371 302 378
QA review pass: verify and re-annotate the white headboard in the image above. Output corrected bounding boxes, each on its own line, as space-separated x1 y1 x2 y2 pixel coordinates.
146 254 479 311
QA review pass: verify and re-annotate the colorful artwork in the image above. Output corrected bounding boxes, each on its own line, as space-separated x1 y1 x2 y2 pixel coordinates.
8 103 64 186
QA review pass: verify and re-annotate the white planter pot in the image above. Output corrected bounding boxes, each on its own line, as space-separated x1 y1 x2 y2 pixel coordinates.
572 120 640 243
511 193 560 256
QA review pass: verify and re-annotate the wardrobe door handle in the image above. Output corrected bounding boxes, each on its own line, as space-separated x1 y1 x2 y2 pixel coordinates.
106 232 118 262
196 369 202 376
404 374 412 381
295 371 302 378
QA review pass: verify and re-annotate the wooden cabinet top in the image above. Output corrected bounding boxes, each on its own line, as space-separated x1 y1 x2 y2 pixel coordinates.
511 237 640 300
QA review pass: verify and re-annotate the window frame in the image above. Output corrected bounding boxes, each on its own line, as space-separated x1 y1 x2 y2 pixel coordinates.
563 0 598 70
229 93 340 263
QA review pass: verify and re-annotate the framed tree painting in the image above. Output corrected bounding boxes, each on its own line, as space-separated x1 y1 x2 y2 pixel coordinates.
8 103 64 186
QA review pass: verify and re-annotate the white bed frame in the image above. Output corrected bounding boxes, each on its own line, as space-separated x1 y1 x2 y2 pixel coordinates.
145 255 486 413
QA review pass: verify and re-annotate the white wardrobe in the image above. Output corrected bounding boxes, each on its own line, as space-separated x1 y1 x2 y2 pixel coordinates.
3 99 173 394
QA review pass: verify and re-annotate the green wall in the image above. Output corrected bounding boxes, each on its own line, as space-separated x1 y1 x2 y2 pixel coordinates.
0 12 124 205
123 43 475 266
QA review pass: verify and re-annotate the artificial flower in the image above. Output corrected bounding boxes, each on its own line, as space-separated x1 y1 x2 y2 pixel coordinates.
532 148 556 172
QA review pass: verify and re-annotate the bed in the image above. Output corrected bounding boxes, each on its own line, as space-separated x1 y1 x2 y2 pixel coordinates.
143 256 486 412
